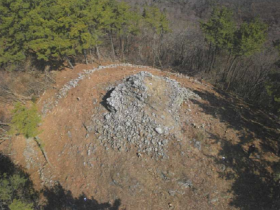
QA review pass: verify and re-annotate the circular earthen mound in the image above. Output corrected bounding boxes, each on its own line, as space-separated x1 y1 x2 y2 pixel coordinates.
9 63 258 209
90 71 199 159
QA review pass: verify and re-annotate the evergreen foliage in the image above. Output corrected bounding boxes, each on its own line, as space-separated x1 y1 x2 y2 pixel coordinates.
200 6 268 83
201 7 267 56
0 0 34 65
8 199 33 210
200 7 235 50
9 102 41 138
0 0 169 67
0 173 34 209
266 41 280 114
232 19 268 57
275 39 280 53
142 6 170 35
266 73 280 114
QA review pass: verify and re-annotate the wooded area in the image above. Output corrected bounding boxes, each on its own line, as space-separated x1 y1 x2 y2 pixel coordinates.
0 0 280 114
1 1 280 209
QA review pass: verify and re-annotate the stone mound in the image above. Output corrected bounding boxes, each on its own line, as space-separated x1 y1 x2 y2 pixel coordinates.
91 71 199 159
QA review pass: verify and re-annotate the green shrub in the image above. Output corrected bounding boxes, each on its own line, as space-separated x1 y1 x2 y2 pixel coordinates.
8 199 33 210
0 173 34 209
9 102 41 138
266 72 280 114
273 162 280 182
0 174 26 202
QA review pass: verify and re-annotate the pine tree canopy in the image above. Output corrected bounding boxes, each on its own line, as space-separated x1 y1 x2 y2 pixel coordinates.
0 0 169 66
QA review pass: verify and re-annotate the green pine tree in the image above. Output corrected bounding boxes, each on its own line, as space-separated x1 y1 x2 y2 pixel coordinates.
0 0 34 65
200 6 236 72
0 173 34 209
265 40 280 114
8 199 33 210
9 102 41 138
142 6 170 35
225 18 268 88
232 18 268 57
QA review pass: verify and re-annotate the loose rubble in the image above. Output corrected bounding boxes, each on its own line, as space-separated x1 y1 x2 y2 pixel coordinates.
89 71 200 159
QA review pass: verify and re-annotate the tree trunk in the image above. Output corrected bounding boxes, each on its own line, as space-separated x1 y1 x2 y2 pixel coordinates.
110 32 116 61
96 45 100 60
207 43 212 66
222 53 232 81
65 56 74 69
223 55 238 82
125 34 129 55
84 49 88 65
119 36 123 61
44 65 55 84
34 138 53 168
207 46 217 73
0 122 9 126
226 56 239 90
89 49 94 64
152 33 157 67
121 37 125 61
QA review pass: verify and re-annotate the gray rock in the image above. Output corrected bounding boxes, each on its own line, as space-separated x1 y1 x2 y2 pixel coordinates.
210 198 219 203
88 71 200 159
168 190 176 196
155 127 163 134
178 179 192 188
162 139 168 145
105 114 111 120
93 99 98 105
67 131 72 138
194 141 201 151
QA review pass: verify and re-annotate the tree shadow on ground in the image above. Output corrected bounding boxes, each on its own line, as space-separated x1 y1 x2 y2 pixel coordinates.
191 88 280 150
205 133 280 209
32 58 73 72
192 89 280 209
0 153 121 210
43 184 121 210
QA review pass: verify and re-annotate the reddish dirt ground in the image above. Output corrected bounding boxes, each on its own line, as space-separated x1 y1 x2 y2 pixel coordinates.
1 63 280 209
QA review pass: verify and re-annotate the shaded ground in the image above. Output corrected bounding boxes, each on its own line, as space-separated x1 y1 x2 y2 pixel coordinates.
191 88 280 210
0 63 280 209
0 153 121 209
43 184 121 210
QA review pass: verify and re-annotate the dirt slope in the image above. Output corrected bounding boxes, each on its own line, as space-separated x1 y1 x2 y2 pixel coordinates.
4 63 280 210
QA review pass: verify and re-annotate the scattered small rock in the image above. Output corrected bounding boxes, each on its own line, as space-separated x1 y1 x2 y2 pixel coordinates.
210 198 219 204
191 139 201 151
90 72 200 159
155 127 163 134
168 190 176 197
178 179 192 188
67 131 72 139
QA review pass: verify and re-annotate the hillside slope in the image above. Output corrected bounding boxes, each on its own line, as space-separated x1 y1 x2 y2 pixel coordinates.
3 63 280 210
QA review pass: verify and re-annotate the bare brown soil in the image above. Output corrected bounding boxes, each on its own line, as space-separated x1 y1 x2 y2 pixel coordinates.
1 63 280 210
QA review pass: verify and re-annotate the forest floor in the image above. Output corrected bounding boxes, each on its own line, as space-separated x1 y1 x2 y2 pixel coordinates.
1 62 280 210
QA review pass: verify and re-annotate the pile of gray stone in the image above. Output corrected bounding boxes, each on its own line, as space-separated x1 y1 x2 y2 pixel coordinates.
42 64 160 115
42 63 203 116
56 64 160 103
91 71 199 159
